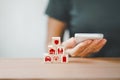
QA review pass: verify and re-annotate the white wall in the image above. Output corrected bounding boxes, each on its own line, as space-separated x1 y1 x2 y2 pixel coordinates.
0 0 48 58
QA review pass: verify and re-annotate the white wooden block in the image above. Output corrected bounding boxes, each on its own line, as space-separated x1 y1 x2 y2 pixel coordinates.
75 33 104 43
52 37 61 46
44 54 52 63
53 55 61 63
57 46 64 55
48 45 56 55
61 55 68 63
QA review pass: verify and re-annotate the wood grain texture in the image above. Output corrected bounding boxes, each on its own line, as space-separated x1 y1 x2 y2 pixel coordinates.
0 58 120 80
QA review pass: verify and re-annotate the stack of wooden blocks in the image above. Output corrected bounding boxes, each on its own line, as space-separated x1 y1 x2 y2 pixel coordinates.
44 37 68 63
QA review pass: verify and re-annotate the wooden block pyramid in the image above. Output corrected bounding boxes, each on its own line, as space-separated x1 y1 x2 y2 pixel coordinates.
44 37 68 63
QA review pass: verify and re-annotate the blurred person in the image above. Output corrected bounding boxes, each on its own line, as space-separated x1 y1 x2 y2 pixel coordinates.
45 0 120 57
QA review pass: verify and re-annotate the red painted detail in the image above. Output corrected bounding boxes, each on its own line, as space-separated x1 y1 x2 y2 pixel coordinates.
49 48 55 54
54 40 59 45
45 56 51 62
62 56 66 62
53 56 59 61
58 48 63 54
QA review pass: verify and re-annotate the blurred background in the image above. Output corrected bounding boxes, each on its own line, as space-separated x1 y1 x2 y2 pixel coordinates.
0 0 49 58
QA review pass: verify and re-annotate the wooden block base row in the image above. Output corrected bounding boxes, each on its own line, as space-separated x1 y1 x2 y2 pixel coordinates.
44 54 68 63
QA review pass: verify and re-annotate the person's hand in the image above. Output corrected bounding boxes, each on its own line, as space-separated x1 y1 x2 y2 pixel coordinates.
62 37 107 57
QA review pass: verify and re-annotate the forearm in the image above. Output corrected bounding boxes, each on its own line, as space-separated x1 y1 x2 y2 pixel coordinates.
46 17 66 45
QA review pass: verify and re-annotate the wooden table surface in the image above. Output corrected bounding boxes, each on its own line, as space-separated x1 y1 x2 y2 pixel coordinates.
0 58 120 80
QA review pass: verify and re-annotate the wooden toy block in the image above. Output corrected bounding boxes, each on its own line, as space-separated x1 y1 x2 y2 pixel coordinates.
53 55 61 63
48 45 56 55
57 46 64 55
52 37 61 46
44 54 52 63
61 55 68 63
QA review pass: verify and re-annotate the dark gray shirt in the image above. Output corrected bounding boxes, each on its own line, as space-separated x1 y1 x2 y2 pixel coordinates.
46 0 120 57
